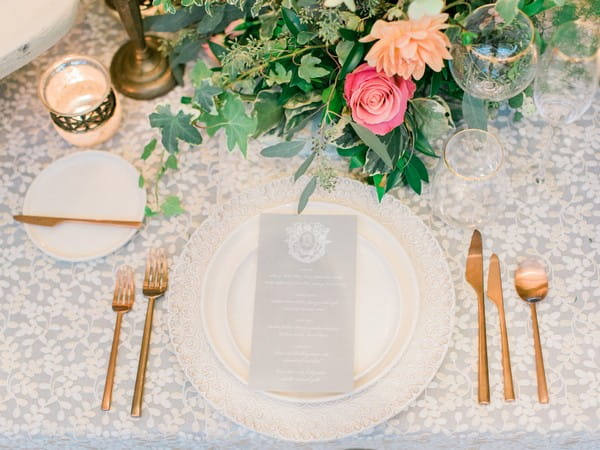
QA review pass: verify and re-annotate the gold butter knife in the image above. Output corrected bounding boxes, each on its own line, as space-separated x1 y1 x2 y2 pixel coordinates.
487 253 515 402
14 215 143 228
465 229 490 404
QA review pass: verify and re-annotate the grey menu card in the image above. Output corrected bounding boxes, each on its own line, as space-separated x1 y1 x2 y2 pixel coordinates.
248 214 357 393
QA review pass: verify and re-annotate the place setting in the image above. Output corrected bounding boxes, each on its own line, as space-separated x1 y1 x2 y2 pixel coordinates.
3 0 599 447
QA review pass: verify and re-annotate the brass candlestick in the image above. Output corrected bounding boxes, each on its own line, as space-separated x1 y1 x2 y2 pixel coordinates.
110 0 175 100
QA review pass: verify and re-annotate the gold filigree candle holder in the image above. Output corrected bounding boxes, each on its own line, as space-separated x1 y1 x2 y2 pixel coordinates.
38 55 122 147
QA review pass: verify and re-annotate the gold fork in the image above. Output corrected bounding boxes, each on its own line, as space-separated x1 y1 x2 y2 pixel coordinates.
131 248 168 417
101 265 135 411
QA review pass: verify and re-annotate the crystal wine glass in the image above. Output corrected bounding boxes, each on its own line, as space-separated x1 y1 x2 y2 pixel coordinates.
450 3 538 101
532 20 599 183
432 129 508 228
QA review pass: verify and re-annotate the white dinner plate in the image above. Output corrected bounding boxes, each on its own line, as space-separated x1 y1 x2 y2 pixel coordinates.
22 150 146 261
168 178 455 442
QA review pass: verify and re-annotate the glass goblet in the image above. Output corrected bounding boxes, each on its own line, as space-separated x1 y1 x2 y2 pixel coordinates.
432 129 507 228
532 20 599 183
449 3 538 101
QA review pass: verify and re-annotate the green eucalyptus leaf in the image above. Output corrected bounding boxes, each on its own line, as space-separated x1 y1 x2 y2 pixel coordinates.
462 94 488 131
196 3 225 32
294 152 316 181
150 105 202 153
298 176 317 214
261 141 306 158
160 195 185 217
138 174 145 188
144 6 205 32
350 122 393 169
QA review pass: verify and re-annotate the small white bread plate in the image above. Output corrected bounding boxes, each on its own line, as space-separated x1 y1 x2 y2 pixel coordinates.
22 151 146 261
168 178 455 442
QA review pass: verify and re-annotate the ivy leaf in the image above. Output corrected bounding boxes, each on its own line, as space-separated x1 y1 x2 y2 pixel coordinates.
410 97 454 142
298 55 329 83
193 81 223 115
254 90 283 136
190 60 212 87
350 122 393 169
200 93 256 156
150 105 202 153
160 195 185 217
294 152 316 181
267 63 292 86
495 0 519 24
145 206 158 217
261 141 306 158
165 154 178 169
297 31 317 45
462 94 488 131
298 176 317 214
141 138 157 160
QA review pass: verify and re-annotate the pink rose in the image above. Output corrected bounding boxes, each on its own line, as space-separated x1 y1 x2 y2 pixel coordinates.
344 64 416 135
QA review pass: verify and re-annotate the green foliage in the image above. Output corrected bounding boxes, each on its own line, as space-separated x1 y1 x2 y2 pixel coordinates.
200 93 257 155
142 0 565 215
150 105 202 152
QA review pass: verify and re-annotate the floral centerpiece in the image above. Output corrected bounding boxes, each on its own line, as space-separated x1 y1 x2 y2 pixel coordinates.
139 0 594 215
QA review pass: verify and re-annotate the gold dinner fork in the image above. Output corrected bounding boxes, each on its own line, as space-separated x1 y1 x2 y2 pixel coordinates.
131 248 168 417
101 265 135 411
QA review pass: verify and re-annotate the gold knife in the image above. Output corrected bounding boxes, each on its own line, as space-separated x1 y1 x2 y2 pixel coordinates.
14 214 143 228
487 253 515 402
465 229 490 404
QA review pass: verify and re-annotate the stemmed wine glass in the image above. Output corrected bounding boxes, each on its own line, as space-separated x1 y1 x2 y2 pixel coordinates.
532 20 599 183
449 3 538 102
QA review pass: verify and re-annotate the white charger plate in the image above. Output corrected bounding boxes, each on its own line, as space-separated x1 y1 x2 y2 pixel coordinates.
168 178 455 442
22 150 146 261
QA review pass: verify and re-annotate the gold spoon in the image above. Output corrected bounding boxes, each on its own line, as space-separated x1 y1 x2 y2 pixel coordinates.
515 259 549 403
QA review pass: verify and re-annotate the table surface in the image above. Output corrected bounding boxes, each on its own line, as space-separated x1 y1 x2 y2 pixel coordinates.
0 1 598 448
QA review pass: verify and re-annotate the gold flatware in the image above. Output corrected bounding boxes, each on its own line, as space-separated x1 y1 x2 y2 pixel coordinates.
14 214 143 228
487 254 515 402
131 248 168 417
102 265 135 411
465 229 490 404
515 259 549 404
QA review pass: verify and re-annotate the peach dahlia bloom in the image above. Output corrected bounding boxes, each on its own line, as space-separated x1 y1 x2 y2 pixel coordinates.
360 14 452 80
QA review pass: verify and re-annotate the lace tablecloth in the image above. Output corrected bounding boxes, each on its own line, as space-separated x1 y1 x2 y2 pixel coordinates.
0 1 598 448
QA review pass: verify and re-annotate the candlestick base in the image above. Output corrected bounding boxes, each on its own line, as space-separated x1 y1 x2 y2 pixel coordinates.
110 35 175 100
